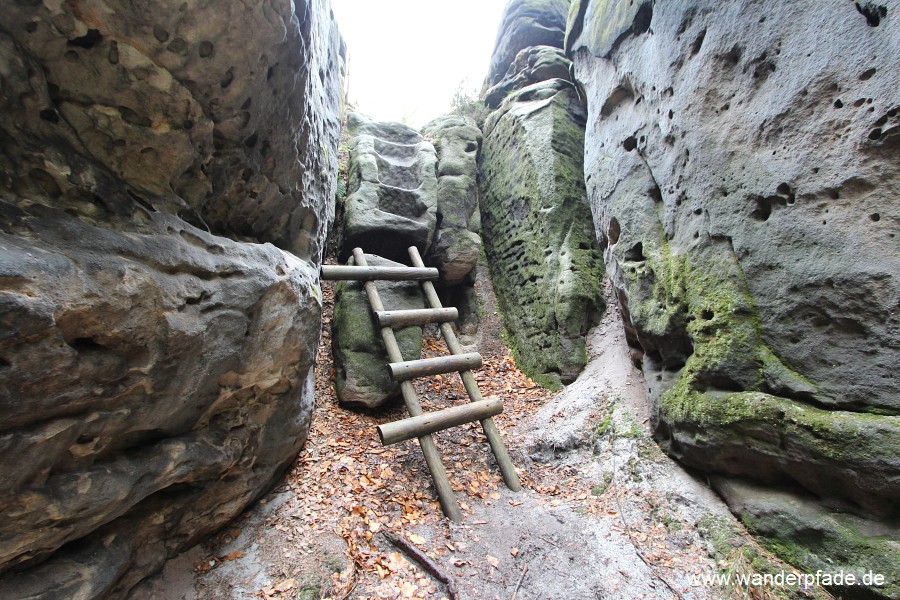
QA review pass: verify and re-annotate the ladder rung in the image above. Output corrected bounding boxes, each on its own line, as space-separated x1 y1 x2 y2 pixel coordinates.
375 307 458 327
378 397 503 445
321 265 439 281
388 352 483 381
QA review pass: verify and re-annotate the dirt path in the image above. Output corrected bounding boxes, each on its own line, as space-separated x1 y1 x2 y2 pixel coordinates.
134 267 820 600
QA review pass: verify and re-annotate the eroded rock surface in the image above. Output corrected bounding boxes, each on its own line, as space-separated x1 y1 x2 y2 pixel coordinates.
0 0 341 596
332 255 424 408
421 115 483 286
485 0 571 89
568 0 899 592
339 113 437 262
480 0 604 389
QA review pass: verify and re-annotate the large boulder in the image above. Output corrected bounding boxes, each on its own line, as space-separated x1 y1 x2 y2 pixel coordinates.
479 0 604 389
0 0 341 596
0 206 320 598
479 76 605 388
714 478 900 600
332 255 425 408
484 45 573 109
568 0 899 592
339 113 438 262
422 115 483 286
485 0 572 89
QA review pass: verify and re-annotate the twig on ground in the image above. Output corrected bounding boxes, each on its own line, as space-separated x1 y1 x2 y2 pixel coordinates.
510 563 528 600
384 533 459 600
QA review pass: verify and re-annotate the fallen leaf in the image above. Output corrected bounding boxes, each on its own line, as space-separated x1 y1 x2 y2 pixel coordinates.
486 555 500 568
274 578 295 593
408 534 426 545
510 547 519 557
219 550 245 562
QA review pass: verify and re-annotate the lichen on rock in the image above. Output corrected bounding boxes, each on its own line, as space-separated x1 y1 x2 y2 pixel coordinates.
332 255 425 408
480 77 604 388
568 0 900 592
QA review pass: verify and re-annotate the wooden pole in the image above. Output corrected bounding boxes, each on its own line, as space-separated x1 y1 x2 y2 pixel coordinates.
388 353 483 382
408 246 522 492
375 307 459 327
321 264 439 281
378 397 503 446
351 248 462 521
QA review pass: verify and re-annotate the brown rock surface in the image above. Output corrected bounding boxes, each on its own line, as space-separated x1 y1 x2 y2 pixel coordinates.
0 0 342 597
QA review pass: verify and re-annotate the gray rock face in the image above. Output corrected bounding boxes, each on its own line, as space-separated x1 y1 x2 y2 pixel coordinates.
332 255 425 408
484 45 573 109
485 0 572 89
339 113 438 262
422 115 483 285
0 0 341 596
0 205 321 598
0 0 342 261
568 0 899 586
714 478 900 600
479 0 604 389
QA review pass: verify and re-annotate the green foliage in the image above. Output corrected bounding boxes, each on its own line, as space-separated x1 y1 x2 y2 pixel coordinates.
450 79 490 129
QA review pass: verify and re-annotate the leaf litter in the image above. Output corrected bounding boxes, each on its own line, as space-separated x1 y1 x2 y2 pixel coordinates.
162 264 832 600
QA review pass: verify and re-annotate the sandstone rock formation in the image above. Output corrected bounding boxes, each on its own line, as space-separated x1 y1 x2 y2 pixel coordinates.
332 255 425 408
485 0 571 90
567 0 899 593
422 115 483 286
339 112 438 262
480 0 604 389
0 0 342 597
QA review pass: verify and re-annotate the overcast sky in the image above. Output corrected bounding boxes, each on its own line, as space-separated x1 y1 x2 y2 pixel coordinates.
330 0 508 128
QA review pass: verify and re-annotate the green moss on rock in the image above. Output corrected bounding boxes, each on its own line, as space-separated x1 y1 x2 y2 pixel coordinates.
479 80 604 388
332 256 424 408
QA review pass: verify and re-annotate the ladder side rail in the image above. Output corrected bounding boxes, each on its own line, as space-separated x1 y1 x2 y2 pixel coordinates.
407 246 523 492
351 248 462 521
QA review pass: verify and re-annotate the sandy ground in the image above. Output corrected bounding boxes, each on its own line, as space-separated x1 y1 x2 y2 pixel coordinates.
132 269 816 600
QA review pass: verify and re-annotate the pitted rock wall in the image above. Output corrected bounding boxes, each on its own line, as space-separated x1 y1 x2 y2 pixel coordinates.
568 0 899 594
338 112 438 263
0 0 342 597
479 0 604 389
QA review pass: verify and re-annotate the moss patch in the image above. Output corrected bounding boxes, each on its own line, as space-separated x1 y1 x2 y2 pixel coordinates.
479 82 604 388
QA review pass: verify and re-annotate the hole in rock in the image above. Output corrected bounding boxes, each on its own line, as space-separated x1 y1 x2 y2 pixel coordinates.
700 309 714 320
691 29 706 55
632 3 653 35
623 242 645 262
68 29 102 49
67 337 106 353
859 68 877 80
39 108 59 123
855 2 886 26
869 213 880 221
607 217 621 245
199 41 214 58
622 136 638 151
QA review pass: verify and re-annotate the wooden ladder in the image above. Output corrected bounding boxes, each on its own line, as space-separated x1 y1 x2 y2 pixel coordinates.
322 246 521 521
